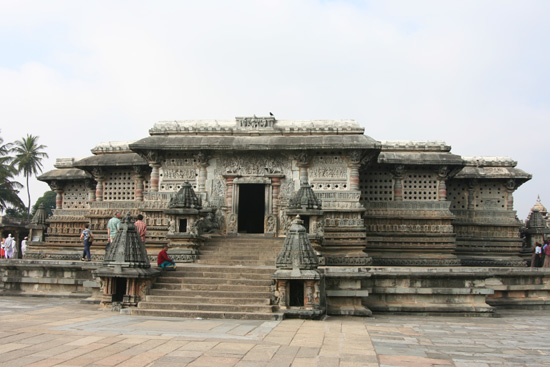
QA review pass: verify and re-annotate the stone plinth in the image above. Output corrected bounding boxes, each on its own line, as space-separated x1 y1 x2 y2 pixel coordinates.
364 201 460 266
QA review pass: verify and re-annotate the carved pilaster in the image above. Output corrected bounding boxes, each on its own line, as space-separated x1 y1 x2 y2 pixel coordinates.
296 151 310 184
132 166 145 201
150 163 160 193
467 179 477 210
85 179 96 203
49 181 65 209
438 166 449 201
391 165 405 201
271 176 281 215
92 168 105 202
196 151 210 193
506 179 516 210
224 176 236 213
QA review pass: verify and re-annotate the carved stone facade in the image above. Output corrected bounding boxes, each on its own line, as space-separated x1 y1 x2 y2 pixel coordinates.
35 118 531 267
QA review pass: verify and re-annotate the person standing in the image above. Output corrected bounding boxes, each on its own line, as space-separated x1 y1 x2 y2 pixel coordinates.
21 237 28 258
1 238 5 259
80 224 93 261
134 214 147 244
157 245 176 270
4 234 14 259
106 212 122 251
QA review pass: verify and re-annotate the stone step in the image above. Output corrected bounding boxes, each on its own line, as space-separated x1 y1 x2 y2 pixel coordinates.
144 295 271 305
131 308 283 321
137 301 276 313
162 271 273 280
163 264 275 273
151 283 270 292
154 277 271 286
148 289 272 298
197 260 275 266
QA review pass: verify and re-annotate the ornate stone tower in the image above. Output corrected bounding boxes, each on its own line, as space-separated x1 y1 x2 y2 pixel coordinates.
94 214 160 308
273 215 325 318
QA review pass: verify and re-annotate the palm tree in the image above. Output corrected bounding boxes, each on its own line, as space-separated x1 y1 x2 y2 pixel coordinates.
0 134 24 212
12 134 49 216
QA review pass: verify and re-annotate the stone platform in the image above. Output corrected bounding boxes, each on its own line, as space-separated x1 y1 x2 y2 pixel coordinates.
1 260 550 319
0 296 548 366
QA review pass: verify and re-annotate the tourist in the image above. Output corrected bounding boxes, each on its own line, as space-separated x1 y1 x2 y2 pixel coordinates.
4 234 14 259
533 243 543 267
157 245 176 270
543 241 550 268
21 237 28 258
134 214 147 244
106 211 122 251
0 238 5 259
80 224 94 261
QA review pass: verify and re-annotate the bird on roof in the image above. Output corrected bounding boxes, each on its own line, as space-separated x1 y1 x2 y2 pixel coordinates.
269 112 274 116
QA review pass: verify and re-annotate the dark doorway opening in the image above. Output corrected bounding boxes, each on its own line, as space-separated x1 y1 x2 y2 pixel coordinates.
289 280 304 307
238 184 265 233
113 278 127 303
179 218 187 233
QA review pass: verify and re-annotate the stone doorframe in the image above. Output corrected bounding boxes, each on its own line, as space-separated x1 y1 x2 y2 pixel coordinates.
223 174 284 234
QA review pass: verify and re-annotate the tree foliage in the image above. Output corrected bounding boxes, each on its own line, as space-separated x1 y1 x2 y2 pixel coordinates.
31 191 56 218
11 134 49 216
0 133 24 213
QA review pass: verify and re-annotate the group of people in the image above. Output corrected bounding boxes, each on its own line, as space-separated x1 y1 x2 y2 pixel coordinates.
531 239 550 267
0 234 27 259
79 211 148 261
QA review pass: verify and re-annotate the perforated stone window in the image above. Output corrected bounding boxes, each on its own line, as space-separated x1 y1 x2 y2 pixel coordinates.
447 181 468 209
476 182 506 209
63 182 88 209
359 171 394 201
402 172 437 201
104 170 135 201
309 152 348 190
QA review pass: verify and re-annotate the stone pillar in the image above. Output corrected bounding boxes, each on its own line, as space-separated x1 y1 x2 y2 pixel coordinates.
92 168 105 202
150 163 161 193
297 151 310 184
271 177 281 215
438 166 449 201
85 179 96 203
196 152 209 194
506 179 516 211
348 150 363 191
467 179 476 210
133 167 144 202
54 187 64 209
392 165 404 201
225 176 235 213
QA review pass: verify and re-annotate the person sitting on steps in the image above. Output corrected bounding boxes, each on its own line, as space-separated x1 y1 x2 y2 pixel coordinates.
157 245 176 271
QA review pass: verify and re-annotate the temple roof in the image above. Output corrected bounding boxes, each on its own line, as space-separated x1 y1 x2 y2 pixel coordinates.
454 156 532 181
377 141 463 166
130 134 380 152
38 168 91 182
74 153 148 167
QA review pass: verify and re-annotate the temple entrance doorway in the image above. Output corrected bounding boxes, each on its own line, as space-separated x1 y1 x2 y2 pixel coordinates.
238 184 265 233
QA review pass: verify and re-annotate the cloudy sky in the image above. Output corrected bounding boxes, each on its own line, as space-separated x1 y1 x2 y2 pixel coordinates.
1 0 548 220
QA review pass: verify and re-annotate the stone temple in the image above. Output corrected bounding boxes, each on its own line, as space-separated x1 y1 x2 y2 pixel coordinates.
12 116 548 318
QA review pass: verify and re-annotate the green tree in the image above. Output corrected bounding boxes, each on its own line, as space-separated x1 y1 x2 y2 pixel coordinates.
31 190 56 218
12 134 49 217
0 133 24 213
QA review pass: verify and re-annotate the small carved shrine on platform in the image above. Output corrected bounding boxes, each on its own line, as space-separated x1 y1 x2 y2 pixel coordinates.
94 214 160 308
163 181 206 262
273 215 325 318
286 181 324 253
27 203 47 243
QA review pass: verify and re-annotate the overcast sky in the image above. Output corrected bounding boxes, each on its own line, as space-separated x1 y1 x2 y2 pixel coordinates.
1 0 548 220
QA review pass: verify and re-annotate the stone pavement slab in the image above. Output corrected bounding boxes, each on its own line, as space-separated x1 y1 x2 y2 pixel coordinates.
0 297 549 366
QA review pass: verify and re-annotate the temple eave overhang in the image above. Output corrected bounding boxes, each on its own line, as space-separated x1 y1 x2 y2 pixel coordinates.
38 168 91 182
129 135 381 151
73 153 148 167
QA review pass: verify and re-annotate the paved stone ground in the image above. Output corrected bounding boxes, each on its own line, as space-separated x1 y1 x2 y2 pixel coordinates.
0 297 548 367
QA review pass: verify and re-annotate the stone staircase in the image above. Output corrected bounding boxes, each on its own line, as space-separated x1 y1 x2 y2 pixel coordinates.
132 235 285 320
